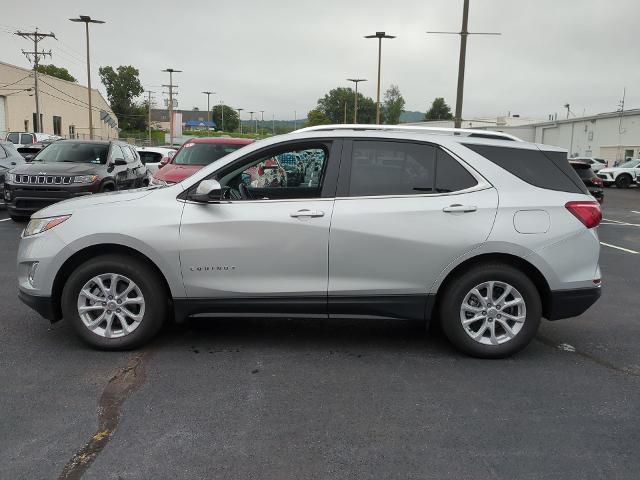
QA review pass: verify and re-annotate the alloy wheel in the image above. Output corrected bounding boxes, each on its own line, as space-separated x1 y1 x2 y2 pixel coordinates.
76 273 146 338
459 281 526 345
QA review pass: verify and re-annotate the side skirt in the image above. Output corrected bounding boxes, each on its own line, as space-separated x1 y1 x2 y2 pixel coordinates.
172 295 436 323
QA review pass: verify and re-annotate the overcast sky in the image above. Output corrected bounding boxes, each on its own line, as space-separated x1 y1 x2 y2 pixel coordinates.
1 0 638 121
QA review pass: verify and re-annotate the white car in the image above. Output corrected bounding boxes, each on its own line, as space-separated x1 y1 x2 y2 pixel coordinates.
597 158 640 188
5 132 59 149
571 157 607 173
136 147 176 175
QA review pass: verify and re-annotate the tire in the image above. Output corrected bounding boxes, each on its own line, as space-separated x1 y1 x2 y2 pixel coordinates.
10 214 29 222
100 183 115 193
615 174 632 188
61 254 169 350
439 263 542 358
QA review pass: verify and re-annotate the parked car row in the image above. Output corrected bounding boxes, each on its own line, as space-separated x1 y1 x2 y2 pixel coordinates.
3 140 148 221
597 158 640 188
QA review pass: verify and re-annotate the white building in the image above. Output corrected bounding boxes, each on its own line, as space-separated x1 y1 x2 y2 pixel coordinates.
0 61 118 140
469 110 640 163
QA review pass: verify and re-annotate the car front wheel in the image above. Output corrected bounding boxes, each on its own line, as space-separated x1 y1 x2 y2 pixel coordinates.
439 263 542 358
615 174 632 188
61 254 168 350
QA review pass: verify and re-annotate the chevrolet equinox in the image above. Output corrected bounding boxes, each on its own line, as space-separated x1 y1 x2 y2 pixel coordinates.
16 126 602 358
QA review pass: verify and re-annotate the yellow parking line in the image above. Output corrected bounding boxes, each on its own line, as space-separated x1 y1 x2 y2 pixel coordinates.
600 242 639 254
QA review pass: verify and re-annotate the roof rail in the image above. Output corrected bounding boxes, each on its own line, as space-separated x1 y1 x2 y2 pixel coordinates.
294 124 522 142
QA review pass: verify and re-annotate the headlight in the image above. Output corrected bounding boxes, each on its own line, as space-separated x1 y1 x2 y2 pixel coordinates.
73 175 98 183
23 215 71 237
150 177 169 186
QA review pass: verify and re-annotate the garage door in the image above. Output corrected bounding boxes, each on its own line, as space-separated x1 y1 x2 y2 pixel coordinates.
0 96 6 137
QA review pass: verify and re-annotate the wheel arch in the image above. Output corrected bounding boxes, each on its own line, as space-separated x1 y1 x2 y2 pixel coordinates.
433 252 553 320
51 243 173 322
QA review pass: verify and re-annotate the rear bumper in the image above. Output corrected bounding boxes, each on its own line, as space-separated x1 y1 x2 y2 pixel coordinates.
18 289 59 322
545 286 601 320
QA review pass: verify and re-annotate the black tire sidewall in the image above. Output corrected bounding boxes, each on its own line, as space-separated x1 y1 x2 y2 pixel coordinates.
616 175 631 188
439 263 542 358
61 254 168 350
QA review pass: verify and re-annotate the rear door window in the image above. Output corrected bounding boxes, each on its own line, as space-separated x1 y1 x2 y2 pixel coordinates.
348 141 436 196
21 134 34 145
435 149 478 193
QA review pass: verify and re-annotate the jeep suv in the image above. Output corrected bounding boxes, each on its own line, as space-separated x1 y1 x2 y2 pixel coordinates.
5 139 147 221
16 126 602 357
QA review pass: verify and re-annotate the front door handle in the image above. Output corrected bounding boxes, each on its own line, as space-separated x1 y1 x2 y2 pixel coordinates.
443 204 477 213
290 209 325 218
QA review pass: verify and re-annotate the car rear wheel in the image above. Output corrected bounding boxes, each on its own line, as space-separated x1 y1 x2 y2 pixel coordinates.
61 254 168 350
439 263 541 358
615 174 632 188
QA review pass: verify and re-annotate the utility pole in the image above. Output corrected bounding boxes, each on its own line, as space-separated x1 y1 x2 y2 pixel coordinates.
236 108 243 134
365 32 395 125
162 68 181 145
344 101 347 124
248 111 255 135
428 0 500 128
145 90 155 144
260 110 265 135
347 78 367 123
202 90 214 129
15 28 55 133
69 16 104 139
272 113 275 135
294 110 297 130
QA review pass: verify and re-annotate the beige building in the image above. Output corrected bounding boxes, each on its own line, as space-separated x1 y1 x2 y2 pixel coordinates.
0 61 118 140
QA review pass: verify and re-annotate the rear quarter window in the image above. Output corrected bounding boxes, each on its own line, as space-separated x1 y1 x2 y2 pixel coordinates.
464 144 588 195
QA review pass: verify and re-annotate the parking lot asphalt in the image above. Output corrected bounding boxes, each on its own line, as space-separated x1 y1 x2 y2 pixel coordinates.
1 189 639 480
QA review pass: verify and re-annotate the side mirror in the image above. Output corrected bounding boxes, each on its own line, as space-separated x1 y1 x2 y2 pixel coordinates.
113 158 127 166
189 179 222 203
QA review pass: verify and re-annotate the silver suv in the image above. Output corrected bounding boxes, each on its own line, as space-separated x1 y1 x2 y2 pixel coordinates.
16 125 602 357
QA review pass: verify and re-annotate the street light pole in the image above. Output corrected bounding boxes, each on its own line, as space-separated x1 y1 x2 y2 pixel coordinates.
202 90 214 130
236 108 243 134
220 100 224 131
69 15 105 139
427 0 500 128
162 68 181 145
347 78 367 124
365 32 395 125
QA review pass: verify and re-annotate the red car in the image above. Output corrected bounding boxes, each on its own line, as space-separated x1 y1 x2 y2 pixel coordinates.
151 137 253 185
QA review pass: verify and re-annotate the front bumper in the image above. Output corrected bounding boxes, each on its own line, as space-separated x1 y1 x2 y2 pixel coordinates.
5 183 97 215
18 289 59 322
545 286 601 320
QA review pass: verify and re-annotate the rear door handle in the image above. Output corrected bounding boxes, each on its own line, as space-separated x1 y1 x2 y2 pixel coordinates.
442 204 477 213
290 209 325 218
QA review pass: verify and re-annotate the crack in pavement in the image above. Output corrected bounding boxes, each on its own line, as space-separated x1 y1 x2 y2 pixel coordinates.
58 350 153 480
536 335 640 377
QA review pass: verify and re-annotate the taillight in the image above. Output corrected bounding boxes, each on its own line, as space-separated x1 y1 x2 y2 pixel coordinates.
592 176 603 186
565 201 602 228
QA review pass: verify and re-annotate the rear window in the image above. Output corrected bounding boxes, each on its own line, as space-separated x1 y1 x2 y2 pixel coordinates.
21 134 34 145
138 151 163 164
571 163 596 180
7 133 19 144
464 144 588 195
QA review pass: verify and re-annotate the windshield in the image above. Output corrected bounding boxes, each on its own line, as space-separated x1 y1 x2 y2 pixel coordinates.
571 163 595 179
173 142 246 166
619 159 640 168
33 142 109 164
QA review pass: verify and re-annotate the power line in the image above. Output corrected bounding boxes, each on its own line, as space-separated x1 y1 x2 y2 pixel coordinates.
0 74 32 88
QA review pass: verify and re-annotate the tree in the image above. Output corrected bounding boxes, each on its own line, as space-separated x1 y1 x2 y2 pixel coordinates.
98 65 144 131
383 85 405 124
305 108 331 127
424 97 454 121
211 104 239 132
36 64 76 82
316 87 380 124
